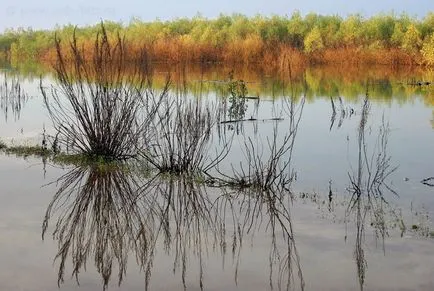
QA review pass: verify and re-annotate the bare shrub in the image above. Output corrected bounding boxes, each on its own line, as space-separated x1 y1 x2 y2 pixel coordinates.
40 24 168 161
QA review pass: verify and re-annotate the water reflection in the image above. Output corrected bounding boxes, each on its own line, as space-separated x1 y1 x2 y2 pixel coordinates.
431 110 434 128
0 73 29 122
42 164 304 290
3 61 434 104
329 96 355 131
345 98 399 290
42 164 157 288
2 59 431 290
215 187 304 290
297 97 404 290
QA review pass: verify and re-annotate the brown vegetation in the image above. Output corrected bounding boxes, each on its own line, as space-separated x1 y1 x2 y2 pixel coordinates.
38 37 424 72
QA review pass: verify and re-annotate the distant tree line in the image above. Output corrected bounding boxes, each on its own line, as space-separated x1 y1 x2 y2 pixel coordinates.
1 12 434 66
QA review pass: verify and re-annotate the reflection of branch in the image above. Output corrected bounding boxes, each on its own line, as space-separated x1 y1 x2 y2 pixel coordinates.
44 166 304 290
330 97 336 131
220 117 283 124
215 187 304 291
152 177 217 290
42 165 158 289
329 96 355 131
345 98 398 291
0 73 29 122
152 176 305 291
431 110 434 129
421 177 434 187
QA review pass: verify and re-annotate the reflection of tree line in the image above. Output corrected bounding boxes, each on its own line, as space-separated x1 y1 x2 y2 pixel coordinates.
2 62 434 104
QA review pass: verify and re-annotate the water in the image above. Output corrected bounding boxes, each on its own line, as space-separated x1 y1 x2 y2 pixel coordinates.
0 63 433 290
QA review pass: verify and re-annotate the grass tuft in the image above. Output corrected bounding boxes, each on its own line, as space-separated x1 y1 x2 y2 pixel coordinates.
4 145 51 158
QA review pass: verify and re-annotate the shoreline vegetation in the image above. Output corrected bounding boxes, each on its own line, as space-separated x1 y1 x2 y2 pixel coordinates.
1 22 305 196
0 12 434 69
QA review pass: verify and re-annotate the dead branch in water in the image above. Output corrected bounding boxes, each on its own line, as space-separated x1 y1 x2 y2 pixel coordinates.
421 177 434 187
330 97 336 131
220 117 284 124
329 96 355 131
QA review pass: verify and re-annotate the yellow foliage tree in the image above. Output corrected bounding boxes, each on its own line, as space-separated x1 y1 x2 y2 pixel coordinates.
401 24 422 53
421 33 434 66
304 26 324 53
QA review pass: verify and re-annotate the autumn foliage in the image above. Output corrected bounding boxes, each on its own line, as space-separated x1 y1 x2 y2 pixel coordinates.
1 12 434 69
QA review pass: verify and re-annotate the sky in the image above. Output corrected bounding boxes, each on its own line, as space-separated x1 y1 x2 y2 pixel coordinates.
0 0 433 32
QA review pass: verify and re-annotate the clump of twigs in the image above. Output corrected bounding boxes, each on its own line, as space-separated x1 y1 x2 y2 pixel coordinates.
142 94 231 176
214 96 305 193
0 73 29 121
40 23 168 161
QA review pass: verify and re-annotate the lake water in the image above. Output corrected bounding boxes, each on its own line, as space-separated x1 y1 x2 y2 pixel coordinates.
0 63 433 290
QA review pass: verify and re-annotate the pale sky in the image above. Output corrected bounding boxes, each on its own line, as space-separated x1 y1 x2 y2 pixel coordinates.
0 0 432 32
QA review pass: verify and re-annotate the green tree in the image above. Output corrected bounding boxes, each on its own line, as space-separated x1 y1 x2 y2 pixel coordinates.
420 12 434 38
391 23 405 46
287 11 308 48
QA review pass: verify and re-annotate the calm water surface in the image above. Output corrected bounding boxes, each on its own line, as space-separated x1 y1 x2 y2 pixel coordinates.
0 64 433 290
